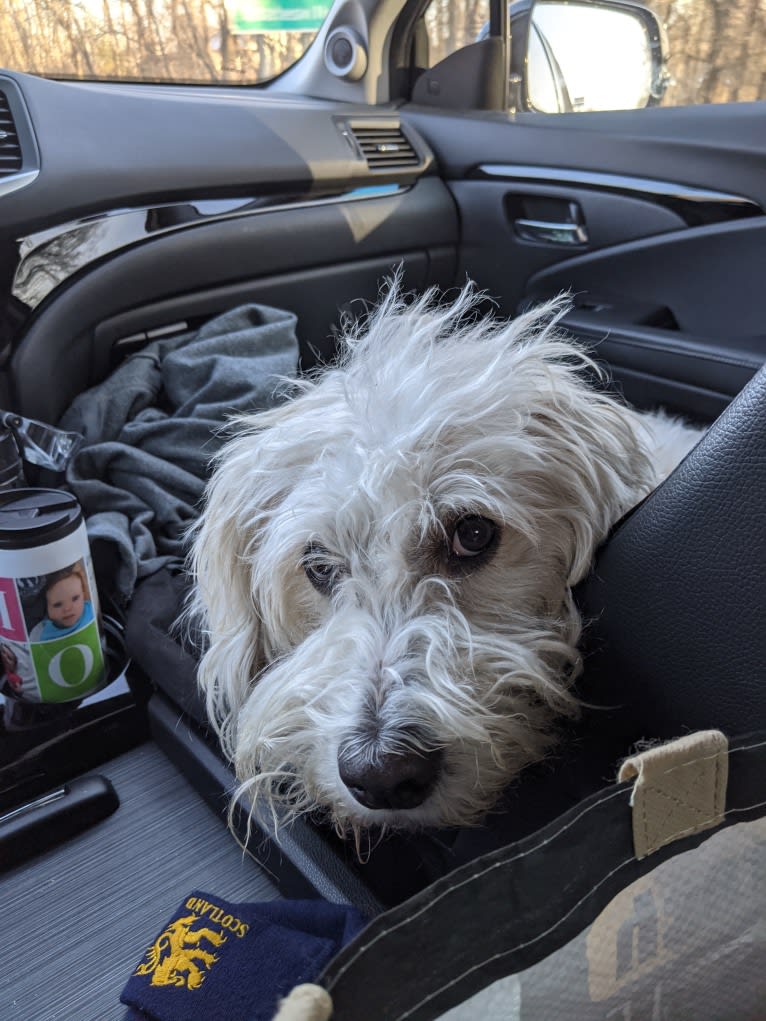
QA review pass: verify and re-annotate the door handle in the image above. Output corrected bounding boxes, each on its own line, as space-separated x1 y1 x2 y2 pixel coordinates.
514 218 589 245
513 200 588 246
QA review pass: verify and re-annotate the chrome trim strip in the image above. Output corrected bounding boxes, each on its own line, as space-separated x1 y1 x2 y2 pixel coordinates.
476 164 761 211
0 786 66 825
0 169 39 199
514 218 589 245
13 183 408 310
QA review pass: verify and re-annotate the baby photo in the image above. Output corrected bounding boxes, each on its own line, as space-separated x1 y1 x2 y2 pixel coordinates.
28 562 95 640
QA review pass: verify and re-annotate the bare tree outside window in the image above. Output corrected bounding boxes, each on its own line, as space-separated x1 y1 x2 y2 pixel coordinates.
0 0 320 84
652 0 766 105
424 0 490 66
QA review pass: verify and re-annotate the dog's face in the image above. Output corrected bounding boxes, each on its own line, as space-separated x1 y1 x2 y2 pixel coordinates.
192 288 653 837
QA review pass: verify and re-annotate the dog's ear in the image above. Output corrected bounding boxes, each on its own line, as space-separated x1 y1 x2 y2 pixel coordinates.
504 305 655 585
189 389 335 755
527 396 651 585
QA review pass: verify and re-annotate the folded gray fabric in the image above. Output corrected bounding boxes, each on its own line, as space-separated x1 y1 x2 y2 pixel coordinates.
60 303 299 604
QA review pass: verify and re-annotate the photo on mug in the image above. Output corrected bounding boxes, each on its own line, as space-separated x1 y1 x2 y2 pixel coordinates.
0 559 105 704
27 561 95 640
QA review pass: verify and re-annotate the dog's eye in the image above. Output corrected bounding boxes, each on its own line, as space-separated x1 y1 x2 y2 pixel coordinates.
451 516 497 558
302 544 343 595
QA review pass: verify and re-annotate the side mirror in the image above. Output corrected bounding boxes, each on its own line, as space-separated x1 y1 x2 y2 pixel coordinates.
516 0 668 112
420 0 667 114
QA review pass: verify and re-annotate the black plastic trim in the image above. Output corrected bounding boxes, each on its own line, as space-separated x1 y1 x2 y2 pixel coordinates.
0 75 40 197
475 164 762 226
562 312 765 398
0 71 435 238
0 774 119 870
525 216 766 341
13 185 410 311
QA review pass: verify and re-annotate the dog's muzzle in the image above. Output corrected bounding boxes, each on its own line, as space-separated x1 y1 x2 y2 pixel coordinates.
337 746 442 812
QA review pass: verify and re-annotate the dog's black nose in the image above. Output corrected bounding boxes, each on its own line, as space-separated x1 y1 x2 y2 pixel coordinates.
338 748 442 811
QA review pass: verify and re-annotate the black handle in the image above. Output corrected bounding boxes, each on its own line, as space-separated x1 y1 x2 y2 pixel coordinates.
0 774 119 870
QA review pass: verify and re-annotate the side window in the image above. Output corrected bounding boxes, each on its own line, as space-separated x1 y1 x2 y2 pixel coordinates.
421 0 766 112
424 0 490 67
0 1 333 84
652 0 765 106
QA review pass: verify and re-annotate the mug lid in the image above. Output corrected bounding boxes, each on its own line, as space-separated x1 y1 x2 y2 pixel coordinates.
0 488 83 549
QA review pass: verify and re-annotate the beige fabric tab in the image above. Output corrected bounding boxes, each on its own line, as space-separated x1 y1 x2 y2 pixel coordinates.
618 730 729 860
272 984 333 1021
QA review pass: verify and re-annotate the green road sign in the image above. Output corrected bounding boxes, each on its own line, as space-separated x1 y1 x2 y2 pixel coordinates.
229 1 332 33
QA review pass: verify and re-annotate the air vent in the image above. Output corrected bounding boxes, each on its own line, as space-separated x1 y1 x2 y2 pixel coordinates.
0 90 22 177
349 124 419 170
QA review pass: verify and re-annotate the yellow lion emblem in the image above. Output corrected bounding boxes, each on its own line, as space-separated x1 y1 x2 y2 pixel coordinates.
135 913 228 990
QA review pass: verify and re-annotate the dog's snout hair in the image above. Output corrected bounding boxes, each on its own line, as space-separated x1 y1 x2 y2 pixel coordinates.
190 281 704 840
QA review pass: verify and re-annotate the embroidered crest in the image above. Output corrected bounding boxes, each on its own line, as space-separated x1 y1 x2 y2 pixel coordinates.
135 913 227 990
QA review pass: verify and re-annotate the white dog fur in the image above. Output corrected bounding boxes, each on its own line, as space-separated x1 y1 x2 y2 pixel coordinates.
190 284 703 840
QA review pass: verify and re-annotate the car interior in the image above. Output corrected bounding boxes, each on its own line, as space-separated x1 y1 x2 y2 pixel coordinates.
0 0 764 1016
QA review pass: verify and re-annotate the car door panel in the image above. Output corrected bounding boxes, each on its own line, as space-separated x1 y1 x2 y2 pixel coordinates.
11 177 458 423
403 104 766 420
526 217 766 339
559 313 764 420
525 219 766 416
444 178 689 314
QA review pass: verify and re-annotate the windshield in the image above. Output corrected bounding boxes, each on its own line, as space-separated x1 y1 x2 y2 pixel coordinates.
0 0 333 85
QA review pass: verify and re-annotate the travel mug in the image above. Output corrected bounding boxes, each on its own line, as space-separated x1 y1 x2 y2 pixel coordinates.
0 489 106 703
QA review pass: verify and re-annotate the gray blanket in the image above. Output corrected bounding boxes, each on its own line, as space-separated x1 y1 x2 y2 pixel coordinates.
60 303 299 604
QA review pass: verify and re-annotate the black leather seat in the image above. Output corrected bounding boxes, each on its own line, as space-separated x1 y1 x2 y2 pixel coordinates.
577 362 766 751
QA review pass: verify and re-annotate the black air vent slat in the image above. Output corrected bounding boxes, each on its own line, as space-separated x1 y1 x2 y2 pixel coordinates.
0 90 22 176
348 123 420 171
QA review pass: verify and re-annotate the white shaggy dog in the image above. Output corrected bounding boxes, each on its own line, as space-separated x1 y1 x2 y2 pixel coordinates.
190 285 702 839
